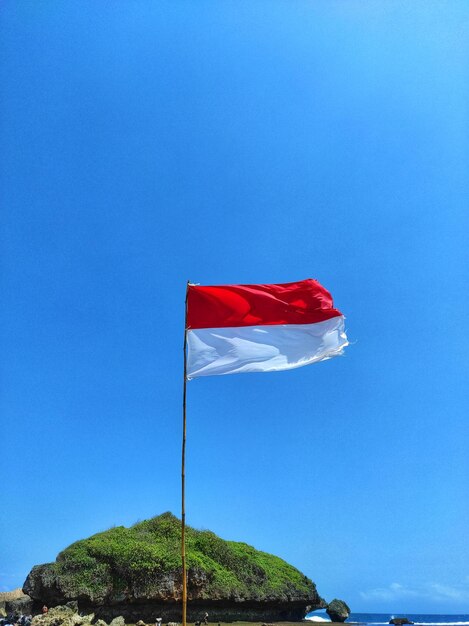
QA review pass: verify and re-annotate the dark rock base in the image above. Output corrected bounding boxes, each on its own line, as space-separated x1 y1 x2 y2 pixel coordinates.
5 596 37 616
86 601 311 623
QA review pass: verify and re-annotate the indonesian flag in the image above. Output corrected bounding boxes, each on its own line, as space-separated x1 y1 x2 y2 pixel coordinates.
186 279 348 379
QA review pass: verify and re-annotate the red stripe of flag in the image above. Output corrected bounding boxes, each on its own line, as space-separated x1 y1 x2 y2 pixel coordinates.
187 279 343 329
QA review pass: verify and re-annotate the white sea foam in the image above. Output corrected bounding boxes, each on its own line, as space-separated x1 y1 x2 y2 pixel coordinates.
304 617 331 623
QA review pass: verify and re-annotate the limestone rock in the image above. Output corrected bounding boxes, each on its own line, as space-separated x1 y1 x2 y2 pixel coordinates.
389 619 414 625
23 512 325 622
5 595 34 616
326 599 350 623
31 605 94 626
109 617 125 626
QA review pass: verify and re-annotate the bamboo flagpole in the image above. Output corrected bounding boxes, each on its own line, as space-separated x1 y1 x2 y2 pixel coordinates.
180 279 348 626
181 282 189 626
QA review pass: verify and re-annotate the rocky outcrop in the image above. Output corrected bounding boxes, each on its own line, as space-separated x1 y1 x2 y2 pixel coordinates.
31 604 95 626
389 619 414 625
5 594 35 617
23 513 326 622
326 599 350 622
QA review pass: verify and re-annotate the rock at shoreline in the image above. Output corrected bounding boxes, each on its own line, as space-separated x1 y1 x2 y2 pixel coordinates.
326 599 350 622
31 605 94 626
23 512 326 622
5 594 35 617
389 619 414 625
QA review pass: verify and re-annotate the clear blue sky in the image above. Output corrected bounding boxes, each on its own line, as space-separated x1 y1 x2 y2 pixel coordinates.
1 0 468 614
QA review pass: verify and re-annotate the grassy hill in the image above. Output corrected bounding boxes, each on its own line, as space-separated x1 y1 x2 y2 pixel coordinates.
24 512 325 621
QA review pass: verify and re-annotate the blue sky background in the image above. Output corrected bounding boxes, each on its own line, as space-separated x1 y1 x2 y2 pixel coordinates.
1 0 468 614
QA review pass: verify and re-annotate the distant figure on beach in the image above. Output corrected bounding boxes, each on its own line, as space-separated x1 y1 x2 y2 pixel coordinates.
42 607 48 615
7 613 19 626
155 619 162 626
203 613 208 625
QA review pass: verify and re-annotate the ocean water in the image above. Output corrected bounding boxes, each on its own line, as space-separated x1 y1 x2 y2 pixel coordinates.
305 612 469 626
350 615 469 626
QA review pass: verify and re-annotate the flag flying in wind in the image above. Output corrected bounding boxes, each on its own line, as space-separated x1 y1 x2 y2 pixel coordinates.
186 279 348 378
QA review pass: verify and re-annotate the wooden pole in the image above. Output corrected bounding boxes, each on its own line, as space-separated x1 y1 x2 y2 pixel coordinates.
181 282 189 626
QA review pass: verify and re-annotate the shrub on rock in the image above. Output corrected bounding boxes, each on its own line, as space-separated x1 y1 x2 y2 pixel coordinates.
23 512 325 622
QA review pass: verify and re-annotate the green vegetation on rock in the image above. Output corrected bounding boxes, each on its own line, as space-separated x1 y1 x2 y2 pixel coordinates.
24 512 323 608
